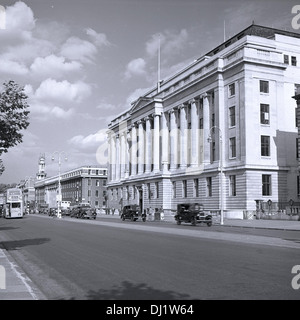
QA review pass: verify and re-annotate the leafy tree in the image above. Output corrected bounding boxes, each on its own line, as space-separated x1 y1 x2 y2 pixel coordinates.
0 80 30 175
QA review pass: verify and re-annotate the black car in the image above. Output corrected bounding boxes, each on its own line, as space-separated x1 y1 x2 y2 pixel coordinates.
121 205 146 222
174 203 212 226
70 204 96 219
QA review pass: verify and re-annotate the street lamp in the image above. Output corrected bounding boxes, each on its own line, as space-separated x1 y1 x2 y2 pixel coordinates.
52 151 67 218
207 126 224 225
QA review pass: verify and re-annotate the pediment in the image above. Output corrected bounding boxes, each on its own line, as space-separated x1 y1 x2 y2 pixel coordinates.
130 97 153 114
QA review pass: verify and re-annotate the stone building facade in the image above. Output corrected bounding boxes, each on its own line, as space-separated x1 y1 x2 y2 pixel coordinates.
107 24 300 218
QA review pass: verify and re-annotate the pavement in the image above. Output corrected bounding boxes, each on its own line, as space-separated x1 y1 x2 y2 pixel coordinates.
1 214 300 300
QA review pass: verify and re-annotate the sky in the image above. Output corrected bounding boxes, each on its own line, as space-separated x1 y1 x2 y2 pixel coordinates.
0 0 298 183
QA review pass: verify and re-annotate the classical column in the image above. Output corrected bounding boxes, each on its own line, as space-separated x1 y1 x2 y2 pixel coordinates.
202 93 210 165
120 132 126 179
190 98 199 167
145 116 152 174
179 103 188 169
153 114 161 173
131 124 137 176
169 109 178 170
125 129 130 178
161 112 169 173
138 120 145 175
111 136 116 181
115 134 120 181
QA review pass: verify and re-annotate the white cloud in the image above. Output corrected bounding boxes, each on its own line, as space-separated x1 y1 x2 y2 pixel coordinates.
60 36 98 63
0 57 28 75
30 54 82 77
86 28 111 47
29 102 74 120
124 58 146 79
34 78 91 104
68 129 107 149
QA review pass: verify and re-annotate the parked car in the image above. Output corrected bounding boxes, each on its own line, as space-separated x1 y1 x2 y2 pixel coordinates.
174 203 212 226
48 207 58 217
121 205 146 222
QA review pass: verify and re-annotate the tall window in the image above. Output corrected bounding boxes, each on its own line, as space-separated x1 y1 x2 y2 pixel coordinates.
229 106 236 127
260 80 269 93
182 180 187 198
297 138 299 159
229 175 236 196
206 177 212 197
147 183 151 199
193 179 199 197
262 175 271 196
292 56 297 66
229 83 235 96
172 181 176 198
284 54 289 64
260 104 270 125
212 141 216 162
155 182 159 199
261 136 270 157
229 137 236 158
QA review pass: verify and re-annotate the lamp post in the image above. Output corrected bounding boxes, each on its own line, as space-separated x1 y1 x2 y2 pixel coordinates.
208 126 224 225
51 151 67 219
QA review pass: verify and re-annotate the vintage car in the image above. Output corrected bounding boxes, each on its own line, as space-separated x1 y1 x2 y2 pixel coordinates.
174 203 212 226
70 203 96 219
121 205 146 222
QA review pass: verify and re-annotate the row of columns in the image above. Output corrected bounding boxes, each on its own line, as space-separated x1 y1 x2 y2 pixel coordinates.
109 93 212 182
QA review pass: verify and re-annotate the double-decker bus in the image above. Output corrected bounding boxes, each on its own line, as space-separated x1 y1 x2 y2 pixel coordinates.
3 188 23 219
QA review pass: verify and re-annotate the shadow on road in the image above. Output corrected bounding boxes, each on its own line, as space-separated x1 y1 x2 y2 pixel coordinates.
0 226 19 231
85 280 194 300
0 238 50 250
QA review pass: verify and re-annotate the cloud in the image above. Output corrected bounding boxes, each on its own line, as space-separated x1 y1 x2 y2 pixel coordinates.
124 58 146 79
30 54 82 78
0 57 28 75
29 102 74 120
34 78 92 104
68 129 107 149
60 36 98 63
86 28 111 47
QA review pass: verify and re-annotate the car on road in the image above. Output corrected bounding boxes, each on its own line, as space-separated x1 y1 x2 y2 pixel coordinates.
70 203 96 219
121 205 146 222
48 207 58 217
174 203 212 226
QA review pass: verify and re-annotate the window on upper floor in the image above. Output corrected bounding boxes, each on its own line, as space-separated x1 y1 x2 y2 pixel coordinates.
229 137 236 158
260 104 270 125
260 80 269 94
261 135 270 157
292 56 297 66
284 54 289 64
229 106 236 127
229 83 235 97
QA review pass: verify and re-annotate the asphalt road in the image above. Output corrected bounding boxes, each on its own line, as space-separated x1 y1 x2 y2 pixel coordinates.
0 214 299 300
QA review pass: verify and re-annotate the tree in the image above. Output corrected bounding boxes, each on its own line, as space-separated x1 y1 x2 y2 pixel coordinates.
0 80 30 175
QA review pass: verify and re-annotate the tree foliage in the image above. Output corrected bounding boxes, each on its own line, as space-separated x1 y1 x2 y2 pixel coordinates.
0 80 30 177
0 80 30 156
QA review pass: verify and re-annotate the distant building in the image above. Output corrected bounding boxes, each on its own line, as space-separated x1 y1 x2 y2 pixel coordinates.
36 154 47 180
18 177 35 210
107 24 300 218
34 166 107 209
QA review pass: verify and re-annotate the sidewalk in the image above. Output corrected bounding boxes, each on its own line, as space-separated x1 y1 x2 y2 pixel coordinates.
0 248 41 300
1 214 299 300
98 213 300 231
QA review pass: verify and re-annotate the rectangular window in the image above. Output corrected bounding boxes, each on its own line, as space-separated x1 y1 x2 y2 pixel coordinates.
212 141 216 162
155 182 159 199
95 190 99 197
206 177 212 197
182 180 187 198
260 80 269 93
292 56 297 66
199 117 203 129
284 54 289 64
172 181 176 198
229 137 236 158
262 174 272 196
229 83 235 96
229 175 236 196
260 104 270 125
147 183 151 199
297 138 299 159
229 106 236 127
298 176 300 197
261 136 270 157
96 180 99 187
193 179 199 197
